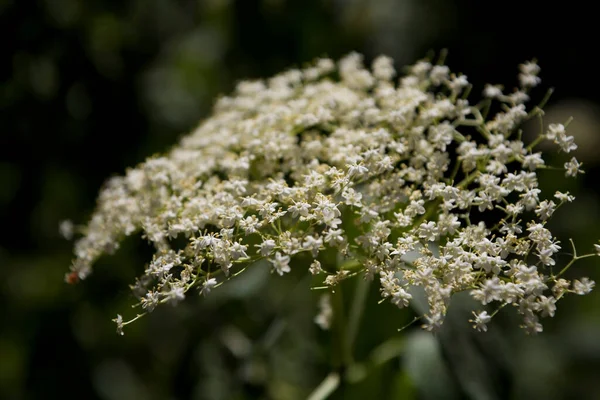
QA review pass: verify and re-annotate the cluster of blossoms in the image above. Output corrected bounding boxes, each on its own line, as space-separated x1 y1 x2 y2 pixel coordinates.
66 53 597 335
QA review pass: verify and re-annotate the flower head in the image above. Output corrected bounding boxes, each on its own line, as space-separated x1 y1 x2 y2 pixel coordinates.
67 53 595 335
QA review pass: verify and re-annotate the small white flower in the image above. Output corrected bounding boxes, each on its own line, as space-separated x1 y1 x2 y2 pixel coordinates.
554 191 575 203
141 291 160 312
564 157 583 177
483 84 503 99
573 278 595 295
302 235 323 257
309 260 323 275
257 239 276 256
535 200 556 221
269 252 291 276
113 314 124 336
230 242 248 260
372 55 396 81
314 294 333 330
518 61 541 88
470 311 492 332
448 74 469 94
536 296 556 317
520 60 540 76
546 123 565 140
430 65 449 85
59 220 74 240
166 286 185 305
201 278 217 296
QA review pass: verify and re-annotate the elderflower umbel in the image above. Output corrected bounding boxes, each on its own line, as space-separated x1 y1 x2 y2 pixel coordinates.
66 53 597 335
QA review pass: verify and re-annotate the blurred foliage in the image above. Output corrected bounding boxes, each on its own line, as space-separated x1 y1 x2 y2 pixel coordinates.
2 0 600 399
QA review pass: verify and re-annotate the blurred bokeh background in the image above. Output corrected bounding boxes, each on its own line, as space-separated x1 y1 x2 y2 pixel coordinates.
2 0 600 399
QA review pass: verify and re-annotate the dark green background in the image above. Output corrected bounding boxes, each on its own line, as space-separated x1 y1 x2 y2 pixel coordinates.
2 1 599 399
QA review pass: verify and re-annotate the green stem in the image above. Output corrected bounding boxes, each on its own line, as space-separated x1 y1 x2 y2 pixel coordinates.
331 284 350 375
347 276 369 358
555 239 596 278
556 254 596 278
307 372 340 400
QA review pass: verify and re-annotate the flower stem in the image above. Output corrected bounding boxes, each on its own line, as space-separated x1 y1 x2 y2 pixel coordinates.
347 275 369 357
307 372 340 400
331 284 350 376
555 239 596 278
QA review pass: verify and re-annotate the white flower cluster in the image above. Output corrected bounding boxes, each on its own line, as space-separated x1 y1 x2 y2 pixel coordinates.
67 53 597 335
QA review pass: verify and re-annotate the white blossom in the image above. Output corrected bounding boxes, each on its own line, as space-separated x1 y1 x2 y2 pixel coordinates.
564 157 583 177
314 294 333 330
113 314 124 336
65 53 595 336
573 278 595 295
200 278 217 296
470 311 492 332
270 252 291 276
